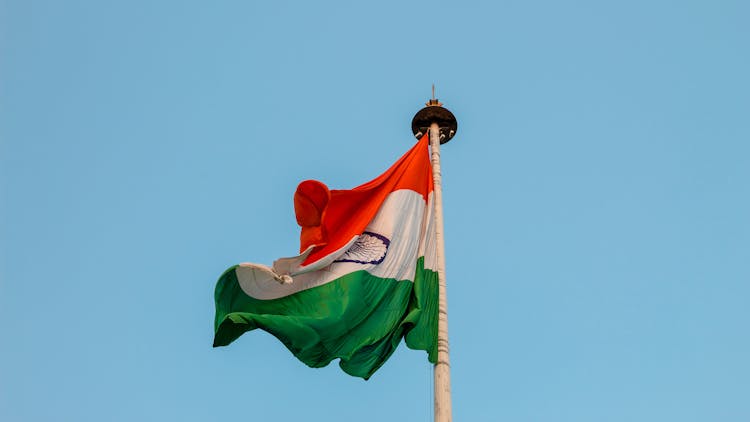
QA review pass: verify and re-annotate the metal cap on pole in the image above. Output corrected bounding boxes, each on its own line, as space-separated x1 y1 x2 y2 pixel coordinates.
411 86 458 143
412 86 455 422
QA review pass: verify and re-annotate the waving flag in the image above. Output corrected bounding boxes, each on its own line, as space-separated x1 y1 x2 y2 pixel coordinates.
213 134 438 379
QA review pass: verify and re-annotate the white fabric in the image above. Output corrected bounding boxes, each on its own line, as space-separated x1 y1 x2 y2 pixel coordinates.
237 189 436 300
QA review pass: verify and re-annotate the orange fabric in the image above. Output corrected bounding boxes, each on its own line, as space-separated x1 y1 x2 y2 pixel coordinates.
294 180 331 251
294 134 433 265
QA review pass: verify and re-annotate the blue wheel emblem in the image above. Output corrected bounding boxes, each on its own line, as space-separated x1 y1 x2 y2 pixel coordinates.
334 231 390 265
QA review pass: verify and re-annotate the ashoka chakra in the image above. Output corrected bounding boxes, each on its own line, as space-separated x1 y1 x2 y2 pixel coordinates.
334 231 390 265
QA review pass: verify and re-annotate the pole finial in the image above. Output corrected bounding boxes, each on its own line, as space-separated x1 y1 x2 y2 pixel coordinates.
412 88 457 144
427 84 442 107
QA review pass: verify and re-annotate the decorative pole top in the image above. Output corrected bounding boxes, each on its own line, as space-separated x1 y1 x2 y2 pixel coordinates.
412 85 458 144
427 84 443 107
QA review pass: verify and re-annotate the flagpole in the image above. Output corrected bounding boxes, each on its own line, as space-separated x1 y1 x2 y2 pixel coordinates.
412 91 457 422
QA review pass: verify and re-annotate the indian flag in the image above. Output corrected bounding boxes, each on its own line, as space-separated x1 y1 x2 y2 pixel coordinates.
213 134 438 379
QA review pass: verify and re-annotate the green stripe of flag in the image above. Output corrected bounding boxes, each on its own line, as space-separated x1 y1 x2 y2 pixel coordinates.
214 257 438 380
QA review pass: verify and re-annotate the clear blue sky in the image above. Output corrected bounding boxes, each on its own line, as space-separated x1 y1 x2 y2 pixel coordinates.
2 1 749 421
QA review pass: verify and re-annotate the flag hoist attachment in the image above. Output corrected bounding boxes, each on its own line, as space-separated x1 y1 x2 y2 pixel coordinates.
412 92 457 422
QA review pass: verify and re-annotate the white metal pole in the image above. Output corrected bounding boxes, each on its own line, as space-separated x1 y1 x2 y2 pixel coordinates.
430 122 452 422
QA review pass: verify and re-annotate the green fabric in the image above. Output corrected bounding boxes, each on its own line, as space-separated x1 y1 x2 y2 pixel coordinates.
213 257 438 380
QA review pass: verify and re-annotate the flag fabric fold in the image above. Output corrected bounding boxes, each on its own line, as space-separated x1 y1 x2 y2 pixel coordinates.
213 134 438 379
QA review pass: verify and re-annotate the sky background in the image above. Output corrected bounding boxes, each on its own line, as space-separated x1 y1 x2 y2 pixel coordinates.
2 1 749 421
